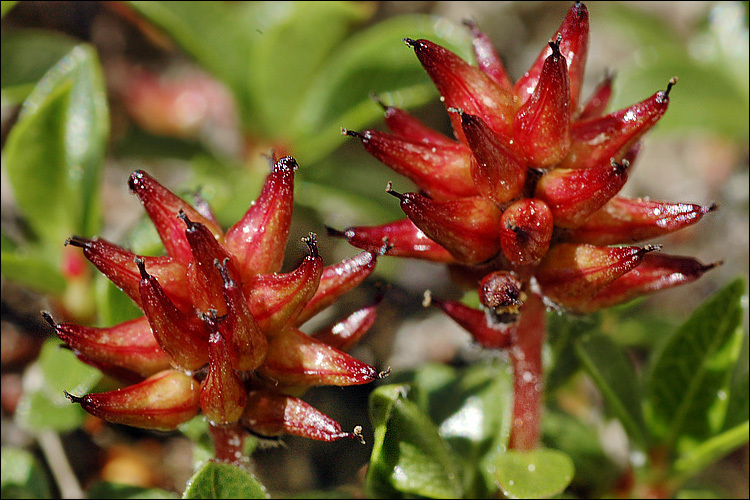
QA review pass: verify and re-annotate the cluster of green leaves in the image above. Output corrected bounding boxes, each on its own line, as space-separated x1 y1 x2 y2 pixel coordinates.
361 278 748 499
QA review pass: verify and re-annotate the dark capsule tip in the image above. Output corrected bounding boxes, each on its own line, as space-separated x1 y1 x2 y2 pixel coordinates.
274 156 299 173
134 256 149 279
325 226 347 239
128 170 146 191
378 367 392 380
403 37 417 48
65 236 88 248
548 34 562 55
302 232 319 258
642 244 663 254
64 391 84 405
666 76 678 96
342 128 367 141
384 181 405 201
41 311 56 327
705 202 719 214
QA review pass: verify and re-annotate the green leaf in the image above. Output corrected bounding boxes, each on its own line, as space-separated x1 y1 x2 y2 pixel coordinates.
4 44 108 247
293 14 474 163
182 461 268 499
87 481 179 499
1 29 78 104
546 312 602 393
645 278 746 449
366 384 462 499
673 420 749 482
492 448 575 499
542 410 621 496
575 334 648 447
1 249 66 295
14 338 101 432
238 1 373 138
0 447 52 499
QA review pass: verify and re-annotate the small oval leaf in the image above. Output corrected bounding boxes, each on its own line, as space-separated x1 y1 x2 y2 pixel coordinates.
492 448 574 499
183 461 268 499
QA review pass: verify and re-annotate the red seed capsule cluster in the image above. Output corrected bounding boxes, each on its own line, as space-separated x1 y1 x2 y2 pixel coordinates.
335 2 718 448
46 156 385 445
338 1 717 323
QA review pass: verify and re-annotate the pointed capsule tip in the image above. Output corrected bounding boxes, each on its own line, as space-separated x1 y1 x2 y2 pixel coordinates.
302 232 319 258
666 76 678 95
64 391 84 405
642 244 663 254
385 181 406 201
134 256 149 279
274 156 299 173
325 226 347 239
352 425 366 445
128 170 146 192
342 128 366 141
369 92 389 111
65 236 88 248
378 367 392 379
705 202 719 214
41 310 56 328
548 34 562 56
403 37 417 48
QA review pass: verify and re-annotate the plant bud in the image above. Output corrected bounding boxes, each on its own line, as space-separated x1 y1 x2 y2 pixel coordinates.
500 198 554 265
243 390 363 442
563 198 717 245
514 1 589 110
258 327 378 389
343 128 475 200
460 112 526 203
243 234 323 334
43 313 169 381
65 370 200 431
404 38 515 141
327 219 456 263
215 259 267 371
200 326 247 425
479 271 525 321
561 79 675 170
535 243 659 309
387 185 504 265
572 253 721 313
513 37 571 168
128 170 223 266
137 258 209 371
65 236 191 311
535 159 629 228
224 156 297 276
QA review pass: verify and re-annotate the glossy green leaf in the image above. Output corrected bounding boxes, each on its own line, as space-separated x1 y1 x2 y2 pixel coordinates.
4 44 108 247
1 249 66 295
542 410 621 496
492 448 574 499
238 1 373 137
575 334 648 447
366 384 462 499
183 461 268 499
1 29 78 104
0 447 51 499
723 333 749 431
293 14 474 163
673 420 749 482
645 278 746 449
87 481 178 499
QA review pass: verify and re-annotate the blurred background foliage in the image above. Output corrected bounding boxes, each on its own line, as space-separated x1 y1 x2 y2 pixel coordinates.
1 1 748 498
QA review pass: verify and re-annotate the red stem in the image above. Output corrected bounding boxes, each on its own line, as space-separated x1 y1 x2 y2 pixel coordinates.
507 292 546 450
208 422 246 463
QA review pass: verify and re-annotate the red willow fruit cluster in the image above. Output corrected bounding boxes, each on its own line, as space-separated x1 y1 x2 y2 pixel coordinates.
334 1 718 449
45 157 390 460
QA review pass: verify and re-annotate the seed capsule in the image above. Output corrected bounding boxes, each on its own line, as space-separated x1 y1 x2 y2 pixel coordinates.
129 170 223 266
200 325 247 425
500 198 554 265
312 295 383 352
425 292 513 349
65 370 200 431
387 185 504 265
464 19 513 90
404 37 515 141
224 156 297 276
44 313 169 381
243 390 363 442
